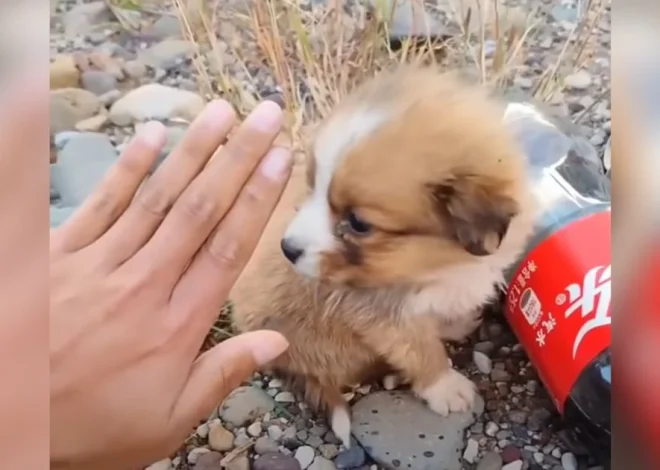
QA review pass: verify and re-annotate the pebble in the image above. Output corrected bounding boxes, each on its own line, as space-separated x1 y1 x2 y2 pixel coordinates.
310 425 328 437
501 445 523 463
476 451 504 470
474 351 493 374
295 446 316 470
269 378 284 388
485 421 500 437
208 419 235 452
269 425 284 441
309 456 338 470
234 428 251 447
226 455 250 470
561 453 578 470
151 15 184 39
254 452 303 470
196 422 210 439
306 435 324 448
276 391 296 403
248 421 263 437
502 461 523 470
351 391 484 470
81 70 117 96
138 39 195 70
63 1 112 38
463 438 480 463
145 459 173 470
193 452 222 470
508 410 528 425
552 448 562 459
74 114 109 132
255 436 280 454
474 341 496 355
527 408 553 432
50 55 80 89
334 445 366 469
109 84 205 126
564 70 593 90
319 444 340 460
218 386 276 427
491 369 513 382
187 447 211 465
533 452 544 464
123 60 148 79
50 88 104 134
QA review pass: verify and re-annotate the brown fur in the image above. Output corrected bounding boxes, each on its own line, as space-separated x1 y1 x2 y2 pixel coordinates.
229 65 535 441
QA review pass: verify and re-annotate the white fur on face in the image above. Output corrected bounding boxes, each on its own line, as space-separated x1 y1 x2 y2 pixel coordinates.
283 108 391 277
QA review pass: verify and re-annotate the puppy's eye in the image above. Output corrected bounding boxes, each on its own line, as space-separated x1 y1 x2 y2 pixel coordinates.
346 211 372 234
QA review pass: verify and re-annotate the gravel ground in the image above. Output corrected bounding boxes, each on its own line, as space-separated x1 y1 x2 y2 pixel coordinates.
49 1 611 469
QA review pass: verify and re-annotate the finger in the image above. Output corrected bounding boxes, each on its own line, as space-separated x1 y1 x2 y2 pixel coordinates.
171 330 289 431
93 101 237 265
171 146 292 330
128 100 284 283
50 122 166 254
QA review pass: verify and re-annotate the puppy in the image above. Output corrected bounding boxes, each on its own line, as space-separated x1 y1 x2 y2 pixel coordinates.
229 65 536 448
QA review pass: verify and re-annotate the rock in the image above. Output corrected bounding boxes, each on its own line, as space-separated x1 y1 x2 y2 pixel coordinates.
319 444 339 460
533 452 544 464
269 378 284 388
371 0 449 44
138 39 195 70
306 435 324 449
226 455 250 470
254 452 303 470
123 60 148 79
100 89 123 107
50 55 80 89
208 419 235 452
109 84 205 126
81 71 117 96
474 341 495 355
501 445 522 464
275 391 296 403
268 425 284 441
550 4 580 23
514 76 534 90
193 451 223 470
196 422 210 439
145 458 173 470
561 453 578 470
527 408 552 432
75 114 109 132
351 391 484 470
255 436 280 454
248 421 263 437
477 451 503 470
310 457 338 470
564 70 592 90
50 133 118 207
485 421 500 437
151 15 184 39
474 351 493 374
334 444 366 469
508 410 528 425
295 446 316 469
51 88 104 134
64 1 112 38
490 369 512 382
502 461 523 470
463 438 479 463
188 447 212 465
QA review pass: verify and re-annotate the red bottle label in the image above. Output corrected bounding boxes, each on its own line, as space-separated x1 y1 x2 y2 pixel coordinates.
504 210 611 412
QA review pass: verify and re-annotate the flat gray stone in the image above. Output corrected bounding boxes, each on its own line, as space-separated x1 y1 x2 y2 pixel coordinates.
50 133 118 207
219 385 276 427
351 391 484 470
81 70 118 96
63 1 112 38
138 39 195 70
476 451 503 470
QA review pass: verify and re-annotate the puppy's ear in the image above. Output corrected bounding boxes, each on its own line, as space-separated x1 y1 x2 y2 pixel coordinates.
430 175 520 256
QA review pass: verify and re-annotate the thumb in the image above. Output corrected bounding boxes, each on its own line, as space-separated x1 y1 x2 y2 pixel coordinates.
171 330 289 429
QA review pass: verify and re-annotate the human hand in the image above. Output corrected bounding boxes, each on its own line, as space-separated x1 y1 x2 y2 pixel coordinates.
50 99 292 470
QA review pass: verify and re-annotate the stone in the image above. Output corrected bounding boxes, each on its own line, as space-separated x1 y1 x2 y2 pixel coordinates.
100 89 123 107
138 39 195 70
248 421 263 437
269 378 284 388
508 410 528 425
268 425 284 441
188 447 211 465
145 458 173 470
50 88 103 134
123 60 148 79
193 451 223 470
501 445 522 464
81 71 117 96
502 461 523 470
490 369 512 382
63 1 112 38
351 391 484 470
309 456 338 470
533 452 544 464
477 451 503 470
208 419 235 452
306 435 324 449
109 84 205 126
50 55 80 89
75 114 109 132
474 341 495 355
319 444 339 460
485 421 500 437
561 453 578 470
255 436 280 454
234 428 251 447
254 452 302 470
463 438 479 463
514 76 534 90
50 133 117 207
295 446 316 469
151 15 184 39
196 422 210 439
564 70 592 90
226 455 250 470
527 408 553 432
474 351 493 374
334 444 366 469
371 0 449 43
275 391 296 403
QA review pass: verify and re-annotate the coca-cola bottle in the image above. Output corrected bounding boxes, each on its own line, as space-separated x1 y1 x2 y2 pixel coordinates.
497 91 611 468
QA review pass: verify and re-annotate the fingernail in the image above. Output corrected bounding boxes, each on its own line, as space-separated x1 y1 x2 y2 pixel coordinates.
260 147 292 180
202 99 236 124
245 100 284 133
139 120 167 148
262 92 286 109
249 331 289 365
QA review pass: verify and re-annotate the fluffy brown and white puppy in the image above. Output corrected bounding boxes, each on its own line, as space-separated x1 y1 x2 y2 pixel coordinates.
230 65 536 448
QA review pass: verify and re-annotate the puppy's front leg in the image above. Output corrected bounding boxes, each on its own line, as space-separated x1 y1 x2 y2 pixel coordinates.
363 315 477 416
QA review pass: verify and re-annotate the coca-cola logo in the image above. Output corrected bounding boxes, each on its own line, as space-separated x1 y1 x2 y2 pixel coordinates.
556 264 612 359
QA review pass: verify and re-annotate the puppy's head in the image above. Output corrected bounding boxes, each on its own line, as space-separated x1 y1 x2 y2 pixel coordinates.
281 66 534 288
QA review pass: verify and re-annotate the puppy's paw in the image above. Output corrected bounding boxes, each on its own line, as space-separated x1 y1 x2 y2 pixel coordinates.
439 315 482 342
382 374 402 391
330 405 352 449
417 369 477 416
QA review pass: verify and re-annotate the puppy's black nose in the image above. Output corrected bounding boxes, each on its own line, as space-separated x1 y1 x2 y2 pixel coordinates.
281 238 304 264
